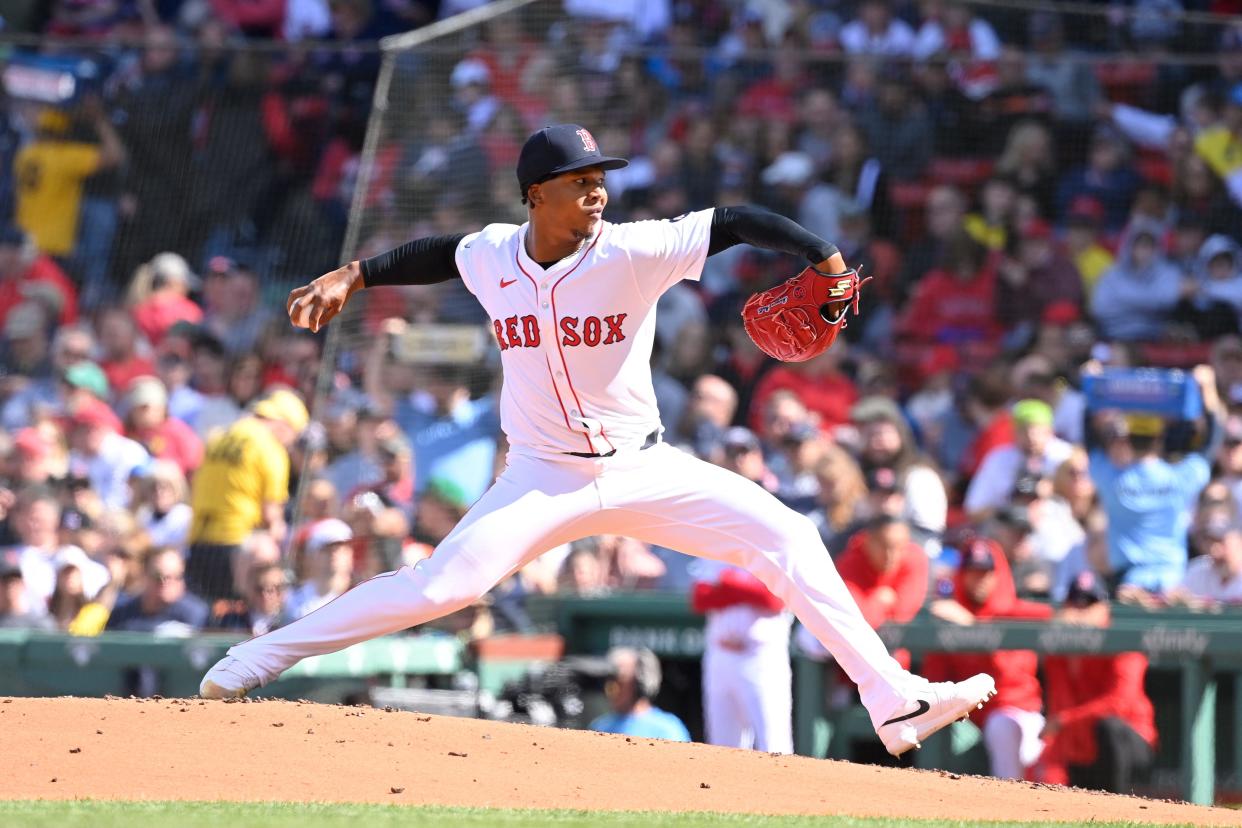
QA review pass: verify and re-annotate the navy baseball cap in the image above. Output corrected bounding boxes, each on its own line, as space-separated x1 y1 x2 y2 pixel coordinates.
517 124 628 198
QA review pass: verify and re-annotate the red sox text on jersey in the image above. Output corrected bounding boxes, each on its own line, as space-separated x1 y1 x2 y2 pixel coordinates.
491 313 628 350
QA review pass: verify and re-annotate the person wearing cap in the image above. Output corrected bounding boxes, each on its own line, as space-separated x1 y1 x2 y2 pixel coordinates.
925 537 1052 780
6 427 60 486
209 563 290 637
1062 195 1114 298
210 123 999 761
1087 365 1223 594
187 388 307 600
127 252 204 346
719 426 779 494
0 301 51 381
286 519 355 620
67 398 150 511
852 396 947 555
1039 571 1157 794
61 360 109 402
1090 217 1182 341
123 376 204 476
964 399 1072 522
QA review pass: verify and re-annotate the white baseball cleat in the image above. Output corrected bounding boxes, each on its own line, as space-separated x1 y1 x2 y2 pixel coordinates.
199 655 262 699
877 673 997 757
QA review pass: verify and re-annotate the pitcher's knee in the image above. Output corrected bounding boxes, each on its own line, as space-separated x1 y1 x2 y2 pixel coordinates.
406 566 492 614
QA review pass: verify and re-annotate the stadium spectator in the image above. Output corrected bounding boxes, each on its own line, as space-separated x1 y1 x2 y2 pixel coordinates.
188 389 307 600
897 186 967 305
0 560 54 630
1177 234 1242 339
321 400 383 501
1168 516 1242 606
127 252 203 346
96 307 155 393
201 259 274 356
0 226 78 330
1088 365 1222 594
925 537 1052 780
1040 571 1157 794
130 459 193 552
719 426 778 494
210 562 291 636
839 0 916 56
287 518 355 619
995 221 1084 343
1090 218 1183 342
965 399 1073 521
751 348 857 438
672 374 736 461
106 546 208 633
393 362 499 504
899 231 1000 346
347 431 415 512
858 67 931 182
807 446 867 553
123 377 203 475
67 398 149 510
851 396 947 553
1062 196 1114 299
835 515 928 669
13 100 125 258
588 647 691 742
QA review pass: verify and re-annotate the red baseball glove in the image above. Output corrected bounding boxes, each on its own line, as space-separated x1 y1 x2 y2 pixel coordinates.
741 265 870 362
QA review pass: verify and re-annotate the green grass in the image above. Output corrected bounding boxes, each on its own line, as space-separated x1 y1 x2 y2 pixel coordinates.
0 801 1197 828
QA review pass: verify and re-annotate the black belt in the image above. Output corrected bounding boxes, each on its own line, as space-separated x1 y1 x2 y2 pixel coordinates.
564 430 660 458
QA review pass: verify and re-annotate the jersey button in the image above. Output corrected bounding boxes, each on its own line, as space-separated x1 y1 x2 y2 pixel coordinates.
541 302 549 309
556 371 564 378
570 409 580 417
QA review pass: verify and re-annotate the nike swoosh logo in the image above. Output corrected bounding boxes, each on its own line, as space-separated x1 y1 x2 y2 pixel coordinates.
500 278 517 288
881 699 930 727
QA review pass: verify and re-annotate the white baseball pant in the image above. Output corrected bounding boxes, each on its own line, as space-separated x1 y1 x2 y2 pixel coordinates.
703 643 793 753
983 707 1046 779
226 442 919 727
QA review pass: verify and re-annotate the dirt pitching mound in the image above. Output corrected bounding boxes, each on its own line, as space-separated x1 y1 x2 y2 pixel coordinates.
0 697 1234 824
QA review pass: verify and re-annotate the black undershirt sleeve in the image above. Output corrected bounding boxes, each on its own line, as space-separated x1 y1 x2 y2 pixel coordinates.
359 233 467 287
707 205 839 265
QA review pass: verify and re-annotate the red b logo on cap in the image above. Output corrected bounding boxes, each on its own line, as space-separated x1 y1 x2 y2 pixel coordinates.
576 129 597 153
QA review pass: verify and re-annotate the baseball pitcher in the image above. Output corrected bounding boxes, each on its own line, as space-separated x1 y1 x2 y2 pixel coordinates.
200 124 994 756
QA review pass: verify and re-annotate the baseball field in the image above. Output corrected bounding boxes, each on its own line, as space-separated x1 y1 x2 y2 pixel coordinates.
1 698 1236 827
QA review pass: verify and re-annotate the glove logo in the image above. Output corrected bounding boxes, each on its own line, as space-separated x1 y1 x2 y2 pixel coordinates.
755 296 789 315
827 278 854 298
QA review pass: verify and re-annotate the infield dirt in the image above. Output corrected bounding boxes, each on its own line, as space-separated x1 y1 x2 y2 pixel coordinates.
0 697 1235 825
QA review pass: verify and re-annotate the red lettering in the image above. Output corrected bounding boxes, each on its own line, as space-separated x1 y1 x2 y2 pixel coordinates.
560 316 581 346
603 313 627 344
504 316 521 349
521 315 540 348
583 316 601 347
492 320 507 351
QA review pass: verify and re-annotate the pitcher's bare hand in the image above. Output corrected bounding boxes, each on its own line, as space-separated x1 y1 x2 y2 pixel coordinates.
287 261 364 333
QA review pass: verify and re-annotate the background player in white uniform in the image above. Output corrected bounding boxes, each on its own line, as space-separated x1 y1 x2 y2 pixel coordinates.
200 124 994 756
691 559 793 753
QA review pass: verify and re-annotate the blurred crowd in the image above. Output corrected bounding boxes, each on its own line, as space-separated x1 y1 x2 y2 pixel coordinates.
0 0 1241 787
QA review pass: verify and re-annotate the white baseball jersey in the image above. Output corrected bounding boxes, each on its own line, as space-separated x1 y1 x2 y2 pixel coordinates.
453 210 714 457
